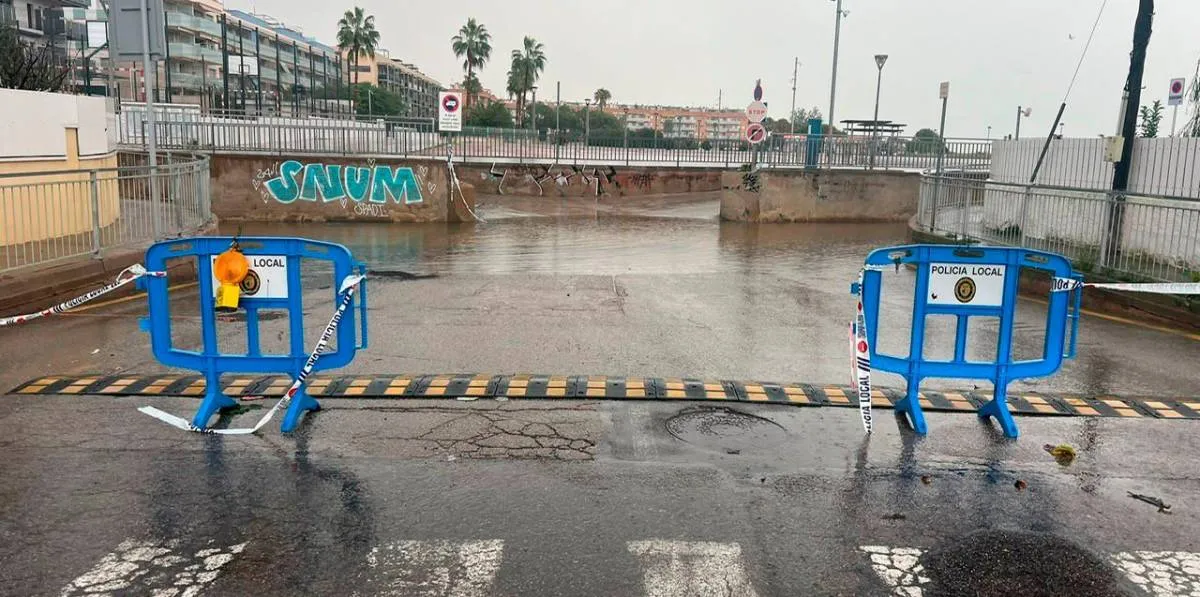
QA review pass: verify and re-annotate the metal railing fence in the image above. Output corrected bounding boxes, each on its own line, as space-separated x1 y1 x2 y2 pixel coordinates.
120 115 992 170
917 173 1200 283
0 152 212 273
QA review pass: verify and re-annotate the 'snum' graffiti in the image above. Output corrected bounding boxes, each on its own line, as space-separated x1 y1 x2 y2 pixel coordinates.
264 161 424 205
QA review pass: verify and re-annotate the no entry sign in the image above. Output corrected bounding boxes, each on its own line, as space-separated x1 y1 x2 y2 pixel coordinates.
438 91 462 132
745 122 767 144
1169 78 1186 107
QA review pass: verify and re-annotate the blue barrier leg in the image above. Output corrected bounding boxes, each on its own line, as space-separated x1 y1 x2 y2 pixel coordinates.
894 383 929 435
192 370 238 430
281 386 320 433
979 384 1019 438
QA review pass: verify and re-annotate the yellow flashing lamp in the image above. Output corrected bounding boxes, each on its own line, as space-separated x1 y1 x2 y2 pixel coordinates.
213 243 249 312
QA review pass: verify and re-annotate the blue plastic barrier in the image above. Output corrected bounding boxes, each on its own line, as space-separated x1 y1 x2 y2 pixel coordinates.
139 237 368 432
852 245 1083 438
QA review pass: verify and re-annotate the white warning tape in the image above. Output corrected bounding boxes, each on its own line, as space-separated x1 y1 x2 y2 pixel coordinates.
139 274 366 435
1051 277 1200 295
852 271 873 434
0 264 166 327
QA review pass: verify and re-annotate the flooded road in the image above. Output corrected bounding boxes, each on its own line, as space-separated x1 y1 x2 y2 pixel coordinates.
199 195 1200 397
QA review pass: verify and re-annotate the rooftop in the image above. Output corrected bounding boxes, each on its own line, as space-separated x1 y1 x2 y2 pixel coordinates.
225 9 337 55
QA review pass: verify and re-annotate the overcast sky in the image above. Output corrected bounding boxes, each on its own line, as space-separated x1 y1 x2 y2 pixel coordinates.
232 0 1200 139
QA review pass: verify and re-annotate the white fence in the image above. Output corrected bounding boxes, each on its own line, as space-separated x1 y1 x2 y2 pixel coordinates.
991 137 1200 199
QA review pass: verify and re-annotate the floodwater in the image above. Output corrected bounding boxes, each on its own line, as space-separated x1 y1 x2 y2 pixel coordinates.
213 194 1200 397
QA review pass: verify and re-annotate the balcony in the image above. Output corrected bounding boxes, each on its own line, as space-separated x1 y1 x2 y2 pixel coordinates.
166 12 221 38
167 42 223 64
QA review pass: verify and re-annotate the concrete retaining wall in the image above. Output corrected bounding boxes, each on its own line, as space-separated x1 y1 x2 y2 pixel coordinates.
209 154 474 223
720 169 920 222
457 164 723 197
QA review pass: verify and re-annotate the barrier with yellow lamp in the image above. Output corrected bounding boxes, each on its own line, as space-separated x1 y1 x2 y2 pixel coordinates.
137 237 368 432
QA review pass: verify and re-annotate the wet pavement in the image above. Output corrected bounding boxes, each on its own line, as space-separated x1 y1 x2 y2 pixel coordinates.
2 194 1199 596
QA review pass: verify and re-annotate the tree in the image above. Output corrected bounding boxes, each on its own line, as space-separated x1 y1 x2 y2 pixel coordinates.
1185 59 1200 137
0 26 71 91
465 101 514 128
337 7 380 87
593 88 611 110
790 106 824 130
1139 99 1164 138
508 36 546 127
350 83 404 116
906 128 944 155
451 18 492 112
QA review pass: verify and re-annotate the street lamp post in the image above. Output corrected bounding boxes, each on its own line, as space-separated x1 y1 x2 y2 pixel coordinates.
828 0 846 133
531 85 538 132
869 53 888 169
584 98 591 148
987 125 992 140
622 107 629 151
1015 105 1031 139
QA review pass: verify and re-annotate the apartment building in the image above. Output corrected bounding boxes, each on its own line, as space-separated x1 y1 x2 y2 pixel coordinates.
343 48 444 119
3 0 87 41
548 102 748 141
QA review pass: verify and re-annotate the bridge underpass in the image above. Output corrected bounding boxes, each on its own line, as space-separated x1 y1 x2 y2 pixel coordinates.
2 197 1198 596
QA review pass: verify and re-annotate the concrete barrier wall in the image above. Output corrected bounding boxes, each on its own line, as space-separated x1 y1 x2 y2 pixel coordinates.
457 164 723 197
720 169 920 222
210 154 474 223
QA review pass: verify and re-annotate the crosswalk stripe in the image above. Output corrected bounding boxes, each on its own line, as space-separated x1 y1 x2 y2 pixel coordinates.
1111 551 1200 596
362 540 505 597
60 539 246 597
859 546 929 596
628 540 760 597
862 545 1200 597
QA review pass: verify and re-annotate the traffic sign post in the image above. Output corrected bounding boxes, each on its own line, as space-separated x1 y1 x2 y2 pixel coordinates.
745 122 767 144
1169 78 1186 136
745 101 767 123
438 91 463 133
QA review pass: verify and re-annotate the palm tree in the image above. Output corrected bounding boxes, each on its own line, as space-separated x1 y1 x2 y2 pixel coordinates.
337 7 380 87
451 18 492 111
509 36 546 127
593 88 611 111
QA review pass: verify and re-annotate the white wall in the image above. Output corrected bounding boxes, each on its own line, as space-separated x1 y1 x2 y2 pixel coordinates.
0 89 117 159
991 137 1200 198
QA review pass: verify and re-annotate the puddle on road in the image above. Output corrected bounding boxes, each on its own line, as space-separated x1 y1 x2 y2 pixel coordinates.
665 407 787 453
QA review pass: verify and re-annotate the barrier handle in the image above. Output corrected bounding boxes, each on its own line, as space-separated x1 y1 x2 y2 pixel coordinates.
355 263 369 350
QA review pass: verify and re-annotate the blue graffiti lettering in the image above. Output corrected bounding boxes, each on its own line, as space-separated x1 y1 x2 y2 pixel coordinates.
263 162 424 205
371 166 424 204
344 166 371 202
299 164 347 202
264 160 303 203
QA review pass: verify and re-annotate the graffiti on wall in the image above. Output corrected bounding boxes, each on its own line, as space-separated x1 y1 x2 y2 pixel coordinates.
481 163 620 197
256 160 429 216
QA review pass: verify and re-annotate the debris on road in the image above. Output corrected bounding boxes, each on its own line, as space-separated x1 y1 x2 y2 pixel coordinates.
1015 479 1028 491
1127 492 1172 514
1044 443 1077 466
921 475 933 485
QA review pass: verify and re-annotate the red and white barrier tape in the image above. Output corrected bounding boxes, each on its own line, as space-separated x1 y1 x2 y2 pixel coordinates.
1052 278 1200 295
851 271 873 434
0 264 166 327
138 274 365 435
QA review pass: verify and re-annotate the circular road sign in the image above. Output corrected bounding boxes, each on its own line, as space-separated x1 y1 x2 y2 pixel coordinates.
1171 79 1185 95
746 101 767 123
745 122 767 144
442 93 461 114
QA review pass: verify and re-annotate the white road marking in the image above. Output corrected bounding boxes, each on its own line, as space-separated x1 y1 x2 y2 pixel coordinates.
363 540 504 597
628 540 760 597
1110 551 1200 597
60 539 246 597
860 546 929 597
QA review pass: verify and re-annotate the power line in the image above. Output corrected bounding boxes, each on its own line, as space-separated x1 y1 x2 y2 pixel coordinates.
1063 0 1109 103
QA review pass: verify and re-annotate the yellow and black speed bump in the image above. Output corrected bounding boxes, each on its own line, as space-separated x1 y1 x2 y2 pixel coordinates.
9 373 1200 420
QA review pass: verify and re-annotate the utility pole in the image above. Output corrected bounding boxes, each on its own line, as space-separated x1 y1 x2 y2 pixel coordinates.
790 57 799 135
828 0 844 133
1103 0 1154 267
718 89 722 111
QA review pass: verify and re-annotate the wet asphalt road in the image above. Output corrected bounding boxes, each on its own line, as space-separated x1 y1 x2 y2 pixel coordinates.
1 195 1199 596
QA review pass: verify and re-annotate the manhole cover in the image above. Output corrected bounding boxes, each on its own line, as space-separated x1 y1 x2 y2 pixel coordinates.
922 530 1131 597
665 407 787 453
